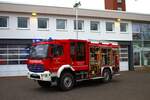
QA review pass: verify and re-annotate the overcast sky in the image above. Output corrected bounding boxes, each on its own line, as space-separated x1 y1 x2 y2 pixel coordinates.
0 0 150 14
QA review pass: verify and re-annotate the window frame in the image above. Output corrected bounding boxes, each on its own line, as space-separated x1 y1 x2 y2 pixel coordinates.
56 19 67 30
74 20 84 31
0 16 9 29
132 23 140 33
120 22 129 33
17 17 30 29
37 17 49 30
90 21 100 32
106 21 115 32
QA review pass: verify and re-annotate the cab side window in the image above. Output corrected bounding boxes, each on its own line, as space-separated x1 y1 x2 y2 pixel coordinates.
70 42 86 61
76 42 86 61
70 42 76 61
51 45 63 57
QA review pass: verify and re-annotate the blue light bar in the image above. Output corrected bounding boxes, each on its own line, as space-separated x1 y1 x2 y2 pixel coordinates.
32 37 52 43
48 37 52 41
32 39 43 43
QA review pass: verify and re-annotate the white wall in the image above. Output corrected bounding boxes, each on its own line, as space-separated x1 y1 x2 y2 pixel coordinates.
0 12 132 76
0 65 28 76
0 12 132 41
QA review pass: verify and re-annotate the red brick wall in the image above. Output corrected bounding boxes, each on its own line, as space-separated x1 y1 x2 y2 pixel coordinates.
105 0 126 11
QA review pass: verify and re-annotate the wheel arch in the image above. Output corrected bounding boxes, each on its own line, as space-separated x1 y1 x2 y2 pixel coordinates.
57 65 75 78
101 66 113 76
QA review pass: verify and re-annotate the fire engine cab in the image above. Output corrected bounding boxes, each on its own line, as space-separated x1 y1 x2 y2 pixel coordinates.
27 39 120 91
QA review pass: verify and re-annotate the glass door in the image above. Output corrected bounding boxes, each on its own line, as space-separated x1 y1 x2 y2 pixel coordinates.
143 51 150 66
134 51 141 66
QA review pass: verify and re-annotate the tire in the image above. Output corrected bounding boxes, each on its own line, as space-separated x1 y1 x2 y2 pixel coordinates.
102 69 112 83
37 80 51 87
58 72 75 91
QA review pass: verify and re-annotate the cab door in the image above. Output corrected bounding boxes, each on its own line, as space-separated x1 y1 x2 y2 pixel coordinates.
50 44 65 72
70 41 88 71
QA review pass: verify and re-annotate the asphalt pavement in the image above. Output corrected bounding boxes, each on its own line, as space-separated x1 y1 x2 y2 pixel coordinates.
0 71 150 100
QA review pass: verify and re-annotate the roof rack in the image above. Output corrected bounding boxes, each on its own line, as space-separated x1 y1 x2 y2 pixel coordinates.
88 39 118 45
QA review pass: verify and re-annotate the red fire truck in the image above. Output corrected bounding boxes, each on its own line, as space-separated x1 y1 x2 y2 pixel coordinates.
27 39 120 90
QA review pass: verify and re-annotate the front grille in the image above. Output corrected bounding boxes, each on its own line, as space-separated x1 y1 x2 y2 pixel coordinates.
28 64 45 72
30 74 40 79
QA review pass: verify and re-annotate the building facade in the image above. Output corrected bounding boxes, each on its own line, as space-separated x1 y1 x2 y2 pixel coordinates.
133 22 150 67
0 3 150 76
105 0 126 11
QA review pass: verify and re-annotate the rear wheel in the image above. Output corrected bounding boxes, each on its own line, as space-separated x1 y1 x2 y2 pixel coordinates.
102 69 112 83
58 72 75 91
37 80 51 87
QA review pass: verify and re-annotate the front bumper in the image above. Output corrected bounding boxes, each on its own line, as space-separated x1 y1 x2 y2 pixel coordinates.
27 71 52 81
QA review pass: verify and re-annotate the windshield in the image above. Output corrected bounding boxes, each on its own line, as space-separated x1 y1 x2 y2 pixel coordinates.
30 44 49 58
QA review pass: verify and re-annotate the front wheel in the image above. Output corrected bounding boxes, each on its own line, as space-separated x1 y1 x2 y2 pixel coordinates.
58 72 75 91
102 69 112 83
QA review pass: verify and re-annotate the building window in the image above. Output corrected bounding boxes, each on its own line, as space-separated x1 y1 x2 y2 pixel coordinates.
74 20 84 30
56 19 67 30
117 7 122 11
132 23 141 40
0 16 8 28
0 45 30 65
17 17 29 28
38 18 49 29
106 22 115 32
90 21 100 31
120 23 128 33
117 0 122 3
